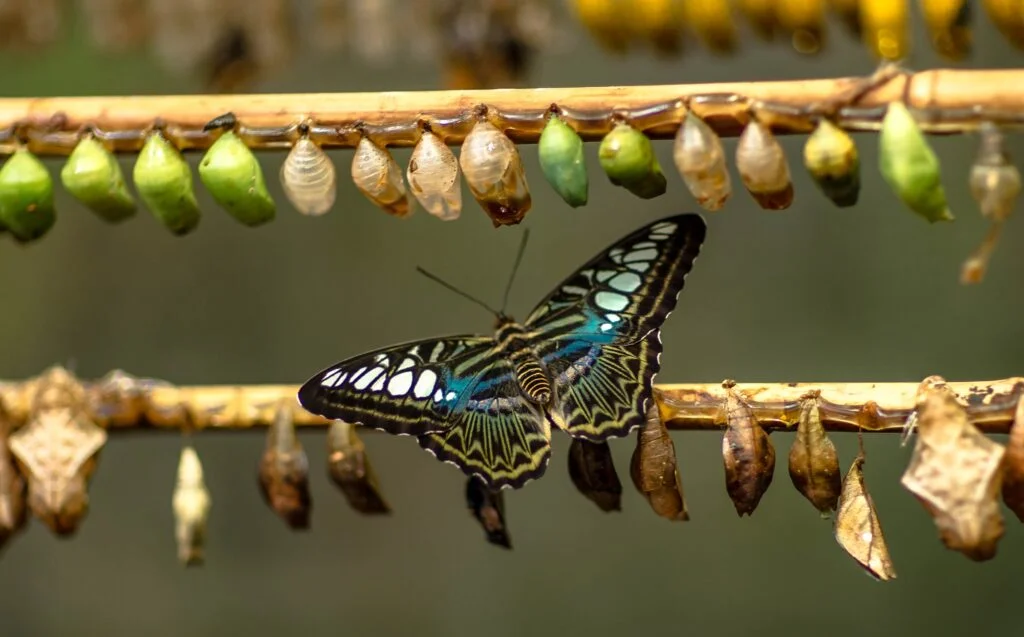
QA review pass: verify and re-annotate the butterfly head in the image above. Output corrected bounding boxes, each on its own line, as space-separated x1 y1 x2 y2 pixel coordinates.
493 312 516 330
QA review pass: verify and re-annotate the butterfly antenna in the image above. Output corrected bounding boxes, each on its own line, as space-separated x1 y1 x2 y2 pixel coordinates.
500 228 530 314
415 266 501 317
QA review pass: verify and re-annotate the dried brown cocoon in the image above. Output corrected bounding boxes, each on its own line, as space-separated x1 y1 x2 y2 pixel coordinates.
900 375 1006 561
1001 392 1024 522
567 438 622 512
722 382 776 516
788 394 841 515
465 476 511 549
8 366 107 536
327 421 391 514
257 401 312 529
834 447 897 581
629 403 688 521
0 405 27 551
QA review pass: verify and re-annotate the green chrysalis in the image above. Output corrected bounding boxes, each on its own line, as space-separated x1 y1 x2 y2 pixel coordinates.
134 132 201 235
198 130 275 227
598 122 666 199
538 114 588 207
0 148 56 243
803 119 861 208
61 136 137 223
879 102 953 223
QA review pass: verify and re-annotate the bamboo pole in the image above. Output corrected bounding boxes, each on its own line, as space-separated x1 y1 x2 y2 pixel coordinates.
2 68 1024 156
1 368 1020 435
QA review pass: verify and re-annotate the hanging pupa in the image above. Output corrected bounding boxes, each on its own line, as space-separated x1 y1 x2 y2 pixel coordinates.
327 420 390 514
828 0 862 35
682 0 738 53
879 101 953 223
257 400 312 529
803 119 861 207
0 408 27 551
787 395 842 516
281 135 336 217
133 131 202 235
736 120 793 210
673 111 731 211
570 0 631 53
834 442 897 580
459 117 532 226
1001 394 1024 522
777 0 826 53
722 382 776 516
735 0 778 40
172 444 211 566
919 0 972 60
60 136 137 223
466 476 512 549
351 136 411 218
860 0 910 60
198 129 276 227
567 439 622 512
0 148 56 243
599 121 667 199
981 0 1024 51
961 122 1020 284
407 129 461 220
538 112 588 208
630 403 689 522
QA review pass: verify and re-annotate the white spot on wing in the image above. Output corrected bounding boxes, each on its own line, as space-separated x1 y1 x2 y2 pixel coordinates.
625 248 658 262
353 367 381 390
433 388 444 402
609 271 642 292
398 357 416 371
627 260 651 273
595 291 629 311
388 371 414 396
320 369 342 387
605 313 621 323
370 373 387 392
445 391 457 401
413 370 437 398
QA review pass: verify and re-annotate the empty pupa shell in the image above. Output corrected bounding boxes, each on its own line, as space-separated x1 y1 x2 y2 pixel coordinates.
60 136 137 223
466 476 511 549
281 138 336 217
879 102 953 223
198 130 276 227
133 132 201 235
598 122 667 199
352 137 411 218
736 121 793 210
0 148 56 243
672 111 731 211
459 120 532 227
567 439 622 512
538 114 588 208
803 119 861 207
969 122 1020 223
172 445 211 567
407 130 462 221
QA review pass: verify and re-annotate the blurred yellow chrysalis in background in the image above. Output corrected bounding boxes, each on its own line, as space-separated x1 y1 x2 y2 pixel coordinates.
860 0 910 59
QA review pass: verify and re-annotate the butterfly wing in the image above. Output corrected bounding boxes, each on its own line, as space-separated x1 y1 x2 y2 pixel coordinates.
525 214 706 441
297 336 496 437
298 336 553 490
418 355 552 490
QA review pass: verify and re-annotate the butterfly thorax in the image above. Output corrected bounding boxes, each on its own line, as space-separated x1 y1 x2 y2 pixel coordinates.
494 317 553 406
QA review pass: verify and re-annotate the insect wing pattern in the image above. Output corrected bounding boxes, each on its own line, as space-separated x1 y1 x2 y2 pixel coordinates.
525 214 706 441
298 213 707 490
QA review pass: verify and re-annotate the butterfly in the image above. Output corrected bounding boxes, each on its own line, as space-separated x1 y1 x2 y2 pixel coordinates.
297 214 707 491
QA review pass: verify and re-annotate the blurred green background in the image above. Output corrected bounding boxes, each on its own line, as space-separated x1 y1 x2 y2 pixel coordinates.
1 4 1023 637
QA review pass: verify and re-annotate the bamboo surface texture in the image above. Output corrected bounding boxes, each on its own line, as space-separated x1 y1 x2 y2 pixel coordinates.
2 68 1023 156
1 371 1020 435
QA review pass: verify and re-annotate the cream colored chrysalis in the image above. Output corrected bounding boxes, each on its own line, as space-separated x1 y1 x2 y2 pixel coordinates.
172 444 211 567
407 128 462 221
736 119 794 210
351 136 412 218
281 131 336 216
672 111 732 212
458 115 531 227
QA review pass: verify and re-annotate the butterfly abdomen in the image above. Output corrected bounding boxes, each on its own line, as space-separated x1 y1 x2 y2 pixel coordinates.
514 357 552 405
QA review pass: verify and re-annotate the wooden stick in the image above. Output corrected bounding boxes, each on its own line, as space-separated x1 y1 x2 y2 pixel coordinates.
1 368 1020 435
2 68 1024 155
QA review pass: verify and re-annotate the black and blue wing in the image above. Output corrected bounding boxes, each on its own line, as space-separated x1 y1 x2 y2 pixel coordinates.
298 336 496 437
418 355 552 490
298 336 553 490
525 214 707 441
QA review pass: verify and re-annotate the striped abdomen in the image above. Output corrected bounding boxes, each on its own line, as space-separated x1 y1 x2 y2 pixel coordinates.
515 358 552 405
